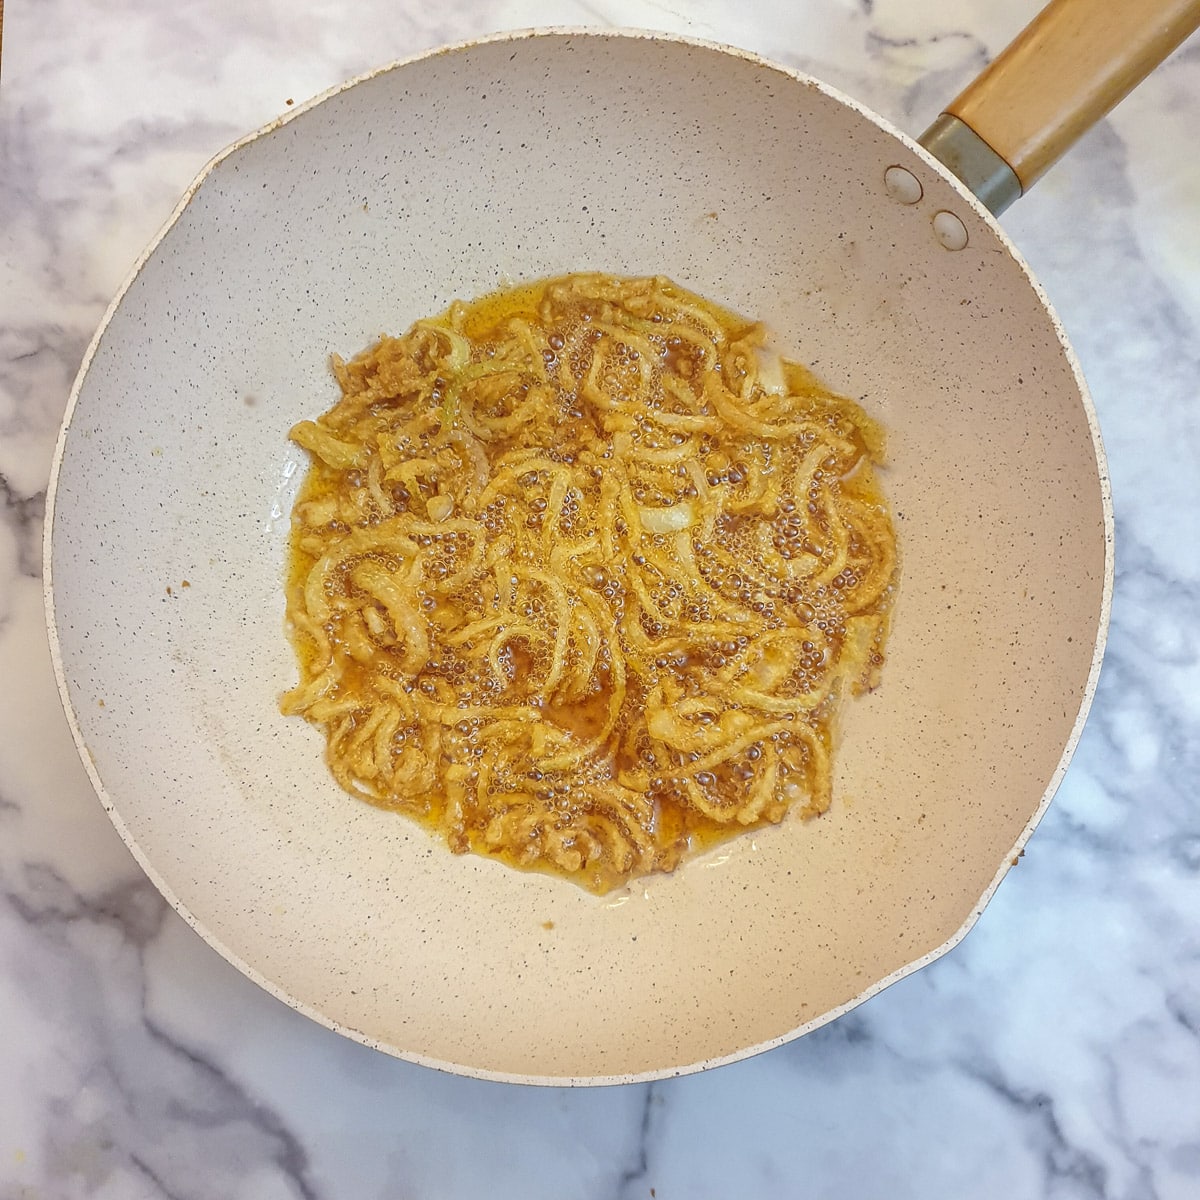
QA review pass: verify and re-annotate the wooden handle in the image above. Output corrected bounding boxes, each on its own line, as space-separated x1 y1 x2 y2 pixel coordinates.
944 0 1200 190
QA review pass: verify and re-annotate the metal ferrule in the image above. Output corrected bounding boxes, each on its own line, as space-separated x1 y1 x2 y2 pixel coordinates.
919 113 1022 216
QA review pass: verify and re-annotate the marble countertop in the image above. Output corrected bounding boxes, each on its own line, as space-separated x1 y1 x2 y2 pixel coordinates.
3 0 1199 1196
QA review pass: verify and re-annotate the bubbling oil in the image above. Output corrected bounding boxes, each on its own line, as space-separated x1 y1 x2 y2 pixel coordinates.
282 274 898 893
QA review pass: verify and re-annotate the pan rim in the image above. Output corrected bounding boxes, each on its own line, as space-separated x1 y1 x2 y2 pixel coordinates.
42 25 1115 1086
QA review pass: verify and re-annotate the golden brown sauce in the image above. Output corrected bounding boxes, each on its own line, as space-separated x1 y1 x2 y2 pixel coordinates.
282 274 897 893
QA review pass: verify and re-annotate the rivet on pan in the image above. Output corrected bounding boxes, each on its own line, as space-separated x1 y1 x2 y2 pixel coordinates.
883 165 923 205
933 210 969 251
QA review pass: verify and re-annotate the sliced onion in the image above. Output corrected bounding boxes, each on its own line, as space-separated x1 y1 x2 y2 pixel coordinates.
289 419 360 469
637 501 695 534
414 320 471 373
755 347 788 396
427 494 454 522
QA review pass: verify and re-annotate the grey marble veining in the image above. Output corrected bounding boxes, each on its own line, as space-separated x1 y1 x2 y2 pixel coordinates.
3 0 1199 1196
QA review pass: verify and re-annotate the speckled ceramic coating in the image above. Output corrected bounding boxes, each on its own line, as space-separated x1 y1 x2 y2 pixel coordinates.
45 30 1112 1084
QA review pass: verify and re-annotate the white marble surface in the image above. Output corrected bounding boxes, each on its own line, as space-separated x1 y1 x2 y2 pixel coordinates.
3 0 1200 1195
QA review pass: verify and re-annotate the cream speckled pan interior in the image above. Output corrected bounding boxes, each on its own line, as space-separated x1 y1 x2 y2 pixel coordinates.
45 30 1112 1083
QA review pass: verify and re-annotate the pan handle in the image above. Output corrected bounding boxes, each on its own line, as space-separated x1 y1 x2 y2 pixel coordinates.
919 0 1200 214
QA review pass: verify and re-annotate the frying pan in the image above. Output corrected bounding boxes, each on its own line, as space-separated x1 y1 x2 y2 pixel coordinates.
44 0 1200 1083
